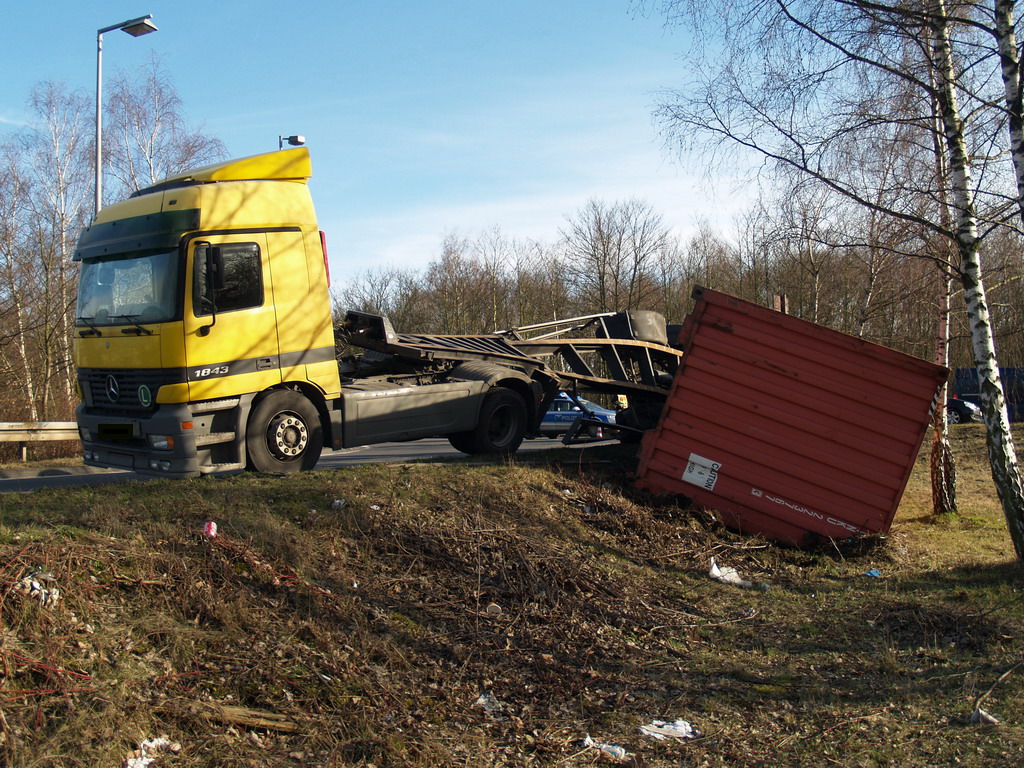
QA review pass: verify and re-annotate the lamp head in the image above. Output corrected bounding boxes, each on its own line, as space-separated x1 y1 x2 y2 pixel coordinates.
121 18 158 37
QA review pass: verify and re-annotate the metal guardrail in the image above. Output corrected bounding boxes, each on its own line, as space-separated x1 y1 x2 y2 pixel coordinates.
0 422 79 461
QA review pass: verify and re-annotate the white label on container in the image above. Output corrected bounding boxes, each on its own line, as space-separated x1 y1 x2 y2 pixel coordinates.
683 453 721 491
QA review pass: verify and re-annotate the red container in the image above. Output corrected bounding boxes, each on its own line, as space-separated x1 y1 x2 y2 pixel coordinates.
636 287 947 545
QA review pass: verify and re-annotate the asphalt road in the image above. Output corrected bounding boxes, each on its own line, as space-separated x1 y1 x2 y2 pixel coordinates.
0 436 595 492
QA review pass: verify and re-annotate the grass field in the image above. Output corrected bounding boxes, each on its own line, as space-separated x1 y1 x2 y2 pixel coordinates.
0 425 1021 766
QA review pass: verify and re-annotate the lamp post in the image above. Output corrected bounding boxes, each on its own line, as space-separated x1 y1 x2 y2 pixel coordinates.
279 135 306 150
95 14 158 217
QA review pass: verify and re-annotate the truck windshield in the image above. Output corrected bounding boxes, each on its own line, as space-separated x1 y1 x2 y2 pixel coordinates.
76 249 180 327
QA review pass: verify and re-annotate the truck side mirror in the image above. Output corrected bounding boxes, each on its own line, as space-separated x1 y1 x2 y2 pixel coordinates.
208 246 226 292
195 242 222 337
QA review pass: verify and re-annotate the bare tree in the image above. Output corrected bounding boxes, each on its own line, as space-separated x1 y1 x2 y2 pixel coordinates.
0 70 226 426
560 198 670 312
18 82 92 419
0 142 39 419
507 239 571 326
104 55 226 198
333 265 429 333
648 0 1024 555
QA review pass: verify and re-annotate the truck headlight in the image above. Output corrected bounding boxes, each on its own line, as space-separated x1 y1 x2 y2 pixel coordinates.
79 427 92 441
148 435 175 451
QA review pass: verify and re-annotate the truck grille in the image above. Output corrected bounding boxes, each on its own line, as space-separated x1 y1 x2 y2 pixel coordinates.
78 368 186 414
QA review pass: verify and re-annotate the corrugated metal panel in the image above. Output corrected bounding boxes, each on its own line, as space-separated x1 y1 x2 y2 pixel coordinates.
635 287 948 545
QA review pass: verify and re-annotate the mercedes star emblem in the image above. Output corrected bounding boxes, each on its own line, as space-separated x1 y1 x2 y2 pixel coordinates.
106 374 120 403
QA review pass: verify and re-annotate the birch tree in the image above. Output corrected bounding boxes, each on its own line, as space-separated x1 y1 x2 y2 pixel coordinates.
104 55 225 198
0 143 39 419
647 0 1024 556
0 70 225 425
20 82 92 418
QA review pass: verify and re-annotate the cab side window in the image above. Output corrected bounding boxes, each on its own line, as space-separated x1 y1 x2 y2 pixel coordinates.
194 243 263 316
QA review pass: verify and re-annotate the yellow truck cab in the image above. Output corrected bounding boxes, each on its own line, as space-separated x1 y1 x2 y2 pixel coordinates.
74 148 544 477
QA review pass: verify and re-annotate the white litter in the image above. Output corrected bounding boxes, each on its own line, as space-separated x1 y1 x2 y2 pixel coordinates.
14 571 61 608
971 707 1000 725
472 691 504 714
709 557 753 589
583 735 631 762
202 521 217 538
640 718 701 740
331 498 346 509
122 736 181 768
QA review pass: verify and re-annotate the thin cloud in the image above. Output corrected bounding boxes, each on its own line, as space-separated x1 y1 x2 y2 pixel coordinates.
326 172 744 284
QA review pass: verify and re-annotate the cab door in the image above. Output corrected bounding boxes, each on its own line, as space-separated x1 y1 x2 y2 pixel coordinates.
183 234 282 400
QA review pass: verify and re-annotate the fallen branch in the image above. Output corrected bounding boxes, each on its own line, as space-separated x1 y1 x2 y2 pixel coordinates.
190 701 301 733
974 659 1024 711
0 650 92 680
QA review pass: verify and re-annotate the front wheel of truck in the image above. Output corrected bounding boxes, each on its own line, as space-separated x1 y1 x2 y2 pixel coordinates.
246 390 323 473
447 387 527 455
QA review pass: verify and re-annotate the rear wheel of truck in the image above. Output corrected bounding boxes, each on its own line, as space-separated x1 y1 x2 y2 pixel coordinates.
615 399 664 443
447 387 527 455
246 390 323 473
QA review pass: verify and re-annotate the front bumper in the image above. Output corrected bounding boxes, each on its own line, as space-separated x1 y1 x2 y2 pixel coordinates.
76 402 203 478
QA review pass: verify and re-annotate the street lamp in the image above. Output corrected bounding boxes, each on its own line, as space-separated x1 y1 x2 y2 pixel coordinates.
279 135 306 150
95 14 158 217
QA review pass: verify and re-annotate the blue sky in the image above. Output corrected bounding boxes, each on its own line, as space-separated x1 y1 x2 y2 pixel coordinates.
2 1 737 283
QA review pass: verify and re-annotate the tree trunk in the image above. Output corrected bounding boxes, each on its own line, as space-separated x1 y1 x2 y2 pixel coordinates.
933 0 1024 555
930 273 958 517
928 50 958 518
995 0 1024 223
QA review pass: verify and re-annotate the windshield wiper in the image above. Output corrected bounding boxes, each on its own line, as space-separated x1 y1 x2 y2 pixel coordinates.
77 317 103 337
108 314 154 336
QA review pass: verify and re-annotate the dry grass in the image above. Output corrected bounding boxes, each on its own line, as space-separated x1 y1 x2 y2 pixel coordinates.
0 428 1021 767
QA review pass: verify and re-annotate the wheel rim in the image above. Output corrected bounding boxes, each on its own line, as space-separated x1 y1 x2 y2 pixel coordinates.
488 403 516 446
267 411 309 460
948 410 961 424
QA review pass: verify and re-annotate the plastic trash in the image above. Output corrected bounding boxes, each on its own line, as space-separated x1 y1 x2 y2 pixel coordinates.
583 735 631 762
14 571 60 607
640 718 701 740
472 691 504 714
202 521 217 538
710 557 754 589
123 736 181 767
971 707 1000 725
331 498 346 509
864 569 881 578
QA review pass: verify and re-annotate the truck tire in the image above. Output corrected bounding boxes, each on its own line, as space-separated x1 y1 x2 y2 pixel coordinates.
246 390 323 473
447 430 476 454
447 387 527 455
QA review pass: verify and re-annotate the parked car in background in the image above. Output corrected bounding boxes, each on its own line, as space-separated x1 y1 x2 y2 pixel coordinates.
946 396 982 424
955 367 1023 421
540 393 617 438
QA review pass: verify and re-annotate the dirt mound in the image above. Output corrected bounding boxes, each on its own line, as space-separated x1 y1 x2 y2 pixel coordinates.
2 442 1022 766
